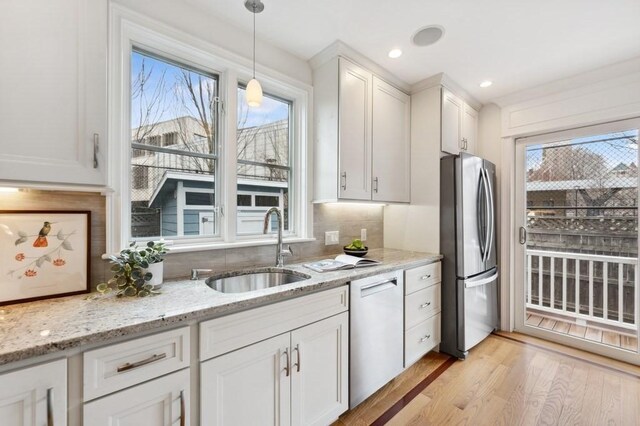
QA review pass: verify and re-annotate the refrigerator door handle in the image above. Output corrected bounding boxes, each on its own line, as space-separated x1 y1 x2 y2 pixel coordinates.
480 168 492 263
477 171 486 260
465 270 499 289
485 167 495 263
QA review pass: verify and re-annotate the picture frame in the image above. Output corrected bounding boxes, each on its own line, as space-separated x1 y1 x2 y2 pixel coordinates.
0 210 91 305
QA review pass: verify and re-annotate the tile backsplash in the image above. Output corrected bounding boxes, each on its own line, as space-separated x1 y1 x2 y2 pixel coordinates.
1 190 383 286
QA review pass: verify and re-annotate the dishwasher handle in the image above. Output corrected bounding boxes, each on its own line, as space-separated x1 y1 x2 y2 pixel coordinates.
360 278 398 297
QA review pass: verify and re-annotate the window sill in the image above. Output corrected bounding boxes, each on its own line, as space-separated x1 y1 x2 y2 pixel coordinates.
101 237 316 259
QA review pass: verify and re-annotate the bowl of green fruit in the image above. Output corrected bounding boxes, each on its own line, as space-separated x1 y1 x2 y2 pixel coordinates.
344 239 368 257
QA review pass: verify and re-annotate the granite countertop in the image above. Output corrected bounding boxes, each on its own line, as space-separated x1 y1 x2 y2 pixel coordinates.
0 248 441 366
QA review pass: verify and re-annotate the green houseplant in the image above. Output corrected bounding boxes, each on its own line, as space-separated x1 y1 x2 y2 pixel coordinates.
96 242 167 297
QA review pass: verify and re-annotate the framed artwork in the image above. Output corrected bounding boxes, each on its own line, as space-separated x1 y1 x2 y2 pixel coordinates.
0 210 90 305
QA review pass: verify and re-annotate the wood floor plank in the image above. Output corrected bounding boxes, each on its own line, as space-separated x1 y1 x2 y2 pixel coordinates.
537 360 574 426
336 333 640 426
598 372 622 426
602 330 622 347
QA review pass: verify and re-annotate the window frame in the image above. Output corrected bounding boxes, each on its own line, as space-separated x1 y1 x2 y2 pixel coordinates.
107 7 313 254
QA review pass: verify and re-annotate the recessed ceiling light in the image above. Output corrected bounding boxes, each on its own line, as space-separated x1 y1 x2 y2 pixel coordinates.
388 49 402 59
411 25 445 47
480 80 493 88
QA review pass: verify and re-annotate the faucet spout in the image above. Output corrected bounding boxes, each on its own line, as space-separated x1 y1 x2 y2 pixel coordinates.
263 207 291 267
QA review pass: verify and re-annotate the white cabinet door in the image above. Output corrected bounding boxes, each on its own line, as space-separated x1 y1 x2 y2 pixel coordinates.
0 0 107 186
84 369 190 426
338 58 372 201
441 88 464 155
201 333 291 426
0 359 67 426
290 312 349 426
371 77 410 203
462 103 478 155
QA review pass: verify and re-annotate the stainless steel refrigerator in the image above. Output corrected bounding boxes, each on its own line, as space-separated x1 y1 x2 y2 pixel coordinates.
440 152 499 359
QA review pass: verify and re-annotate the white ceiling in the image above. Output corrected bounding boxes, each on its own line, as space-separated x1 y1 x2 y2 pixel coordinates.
184 0 640 103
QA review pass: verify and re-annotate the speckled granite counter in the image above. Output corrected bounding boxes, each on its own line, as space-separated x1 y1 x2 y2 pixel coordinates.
0 248 441 366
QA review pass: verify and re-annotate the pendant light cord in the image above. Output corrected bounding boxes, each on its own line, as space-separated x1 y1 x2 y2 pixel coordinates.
252 3 256 79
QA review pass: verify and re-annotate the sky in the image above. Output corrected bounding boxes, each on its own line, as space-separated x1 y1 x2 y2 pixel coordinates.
130 51 289 130
526 130 639 171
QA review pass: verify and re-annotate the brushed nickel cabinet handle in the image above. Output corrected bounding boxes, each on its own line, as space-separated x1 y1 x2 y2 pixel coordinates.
116 353 167 373
179 390 185 426
93 133 99 168
284 348 290 377
293 344 301 373
341 172 347 191
47 387 54 426
373 177 379 193
420 335 431 343
420 274 431 280
419 301 432 309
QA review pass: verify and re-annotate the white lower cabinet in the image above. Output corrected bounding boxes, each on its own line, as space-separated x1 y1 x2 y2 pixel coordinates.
201 312 349 426
84 368 190 425
291 312 349 426
0 359 67 426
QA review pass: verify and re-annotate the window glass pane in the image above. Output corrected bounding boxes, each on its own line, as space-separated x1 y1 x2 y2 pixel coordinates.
237 194 252 206
130 49 218 239
236 87 292 235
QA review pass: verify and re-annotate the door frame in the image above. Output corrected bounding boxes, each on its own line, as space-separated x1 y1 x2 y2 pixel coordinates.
513 118 640 365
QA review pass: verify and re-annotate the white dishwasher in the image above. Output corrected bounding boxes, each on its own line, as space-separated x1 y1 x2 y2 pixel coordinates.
350 270 404 408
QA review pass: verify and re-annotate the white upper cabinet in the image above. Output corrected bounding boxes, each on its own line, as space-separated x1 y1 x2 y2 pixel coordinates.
0 359 67 426
441 88 478 155
372 77 411 203
339 59 373 201
313 57 410 203
0 0 107 186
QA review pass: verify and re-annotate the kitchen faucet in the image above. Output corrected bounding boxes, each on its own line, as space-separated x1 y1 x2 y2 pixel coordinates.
263 207 292 267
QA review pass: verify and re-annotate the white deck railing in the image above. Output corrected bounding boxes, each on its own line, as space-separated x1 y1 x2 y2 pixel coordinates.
526 249 638 331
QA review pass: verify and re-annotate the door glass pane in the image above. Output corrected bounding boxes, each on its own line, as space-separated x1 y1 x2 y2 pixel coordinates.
525 129 638 353
130 49 219 239
236 87 292 235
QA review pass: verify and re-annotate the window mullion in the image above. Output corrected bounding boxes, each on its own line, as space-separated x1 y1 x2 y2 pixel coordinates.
222 71 239 242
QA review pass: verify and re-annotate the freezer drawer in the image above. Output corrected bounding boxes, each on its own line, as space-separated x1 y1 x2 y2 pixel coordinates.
460 269 499 351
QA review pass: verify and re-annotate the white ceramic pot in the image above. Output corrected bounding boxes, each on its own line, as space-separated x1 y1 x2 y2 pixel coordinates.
144 261 164 287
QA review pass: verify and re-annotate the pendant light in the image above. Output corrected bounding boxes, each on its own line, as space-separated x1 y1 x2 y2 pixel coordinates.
245 0 264 107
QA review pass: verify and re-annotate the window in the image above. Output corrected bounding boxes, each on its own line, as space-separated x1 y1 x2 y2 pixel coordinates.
130 49 219 240
236 87 292 235
110 11 311 253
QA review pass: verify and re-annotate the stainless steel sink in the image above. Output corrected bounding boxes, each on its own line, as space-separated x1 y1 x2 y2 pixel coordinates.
205 269 310 293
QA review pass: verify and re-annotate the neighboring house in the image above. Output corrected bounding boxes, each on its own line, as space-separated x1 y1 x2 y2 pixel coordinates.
130 117 289 237
526 162 638 217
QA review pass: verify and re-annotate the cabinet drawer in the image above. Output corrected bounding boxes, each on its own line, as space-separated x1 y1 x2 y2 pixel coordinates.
83 327 190 401
404 314 441 367
405 284 441 329
405 262 441 294
200 286 349 361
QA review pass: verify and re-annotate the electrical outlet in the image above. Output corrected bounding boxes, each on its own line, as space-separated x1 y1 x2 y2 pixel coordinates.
325 231 339 245
360 228 367 241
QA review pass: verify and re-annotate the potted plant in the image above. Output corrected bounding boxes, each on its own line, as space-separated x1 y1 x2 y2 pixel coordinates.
142 241 168 287
96 241 167 297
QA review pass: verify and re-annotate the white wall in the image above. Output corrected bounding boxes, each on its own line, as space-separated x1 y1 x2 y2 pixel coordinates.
384 86 441 254
112 0 312 85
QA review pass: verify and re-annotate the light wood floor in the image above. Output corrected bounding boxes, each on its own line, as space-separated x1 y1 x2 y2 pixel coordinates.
526 312 638 352
336 333 640 426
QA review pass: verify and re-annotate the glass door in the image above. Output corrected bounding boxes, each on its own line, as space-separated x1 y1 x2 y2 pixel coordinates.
514 119 640 363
